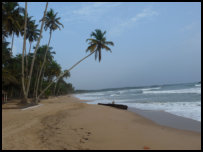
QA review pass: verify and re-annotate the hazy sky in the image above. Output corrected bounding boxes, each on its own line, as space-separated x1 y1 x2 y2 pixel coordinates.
12 2 201 90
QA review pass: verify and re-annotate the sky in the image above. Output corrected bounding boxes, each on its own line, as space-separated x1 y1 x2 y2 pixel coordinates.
11 2 201 90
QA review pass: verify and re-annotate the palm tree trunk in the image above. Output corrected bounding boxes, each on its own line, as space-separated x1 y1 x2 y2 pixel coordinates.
25 41 28 88
25 2 48 103
33 67 40 98
35 30 52 100
54 80 58 96
11 32 15 54
40 66 45 92
21 2 28 103
36 51 95 102
26 42 32 89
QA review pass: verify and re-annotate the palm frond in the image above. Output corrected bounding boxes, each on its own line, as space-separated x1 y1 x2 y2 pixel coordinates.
104 41 114 46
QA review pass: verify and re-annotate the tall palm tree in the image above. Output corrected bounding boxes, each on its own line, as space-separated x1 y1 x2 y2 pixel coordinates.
2 2 24 54
22 2 49 104
23 17 40 85
21 2 28 103
35 8 64 100
36 29 114 103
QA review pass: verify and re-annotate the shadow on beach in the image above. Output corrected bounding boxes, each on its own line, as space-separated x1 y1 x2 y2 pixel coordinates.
2 99 38 110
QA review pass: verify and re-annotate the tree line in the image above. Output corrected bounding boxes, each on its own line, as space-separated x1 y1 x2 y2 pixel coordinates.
2 2 114 104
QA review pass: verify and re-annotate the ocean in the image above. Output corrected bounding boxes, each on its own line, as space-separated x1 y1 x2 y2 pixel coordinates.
74 82 201 122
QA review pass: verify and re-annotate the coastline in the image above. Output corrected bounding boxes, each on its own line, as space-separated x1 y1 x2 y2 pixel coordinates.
2 95 201 150
74 95 201 133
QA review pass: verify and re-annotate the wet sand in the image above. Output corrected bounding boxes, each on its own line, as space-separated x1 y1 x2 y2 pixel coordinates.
128 107 201 133
2 95 201 150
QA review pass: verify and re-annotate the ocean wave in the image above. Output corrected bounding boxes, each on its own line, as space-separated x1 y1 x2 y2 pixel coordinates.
141 87 161 91
125 101 201 121
110 94 120 97
195 84 201 87
143 88 201 94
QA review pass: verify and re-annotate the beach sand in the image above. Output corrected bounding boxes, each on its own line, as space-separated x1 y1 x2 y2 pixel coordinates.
2 95 201 150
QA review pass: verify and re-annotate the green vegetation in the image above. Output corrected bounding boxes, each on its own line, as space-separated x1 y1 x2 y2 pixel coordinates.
2 2 114 104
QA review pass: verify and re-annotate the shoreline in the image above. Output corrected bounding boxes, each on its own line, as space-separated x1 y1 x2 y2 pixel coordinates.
73 95 201 133
128 107 201 133
2 95 201 150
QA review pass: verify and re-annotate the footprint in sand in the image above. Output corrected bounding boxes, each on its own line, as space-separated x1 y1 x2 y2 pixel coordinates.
86 132 91 136
82 137 88 141
80 139 85 143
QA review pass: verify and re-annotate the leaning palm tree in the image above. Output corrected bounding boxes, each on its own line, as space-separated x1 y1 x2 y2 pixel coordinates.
34 8 64 100
35 29 114 103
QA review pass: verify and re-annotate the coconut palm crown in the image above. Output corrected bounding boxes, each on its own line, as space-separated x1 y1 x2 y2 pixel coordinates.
43 8 64 33
86 29 114 62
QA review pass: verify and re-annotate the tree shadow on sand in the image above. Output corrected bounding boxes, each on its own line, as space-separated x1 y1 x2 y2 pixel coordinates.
2 99 38 110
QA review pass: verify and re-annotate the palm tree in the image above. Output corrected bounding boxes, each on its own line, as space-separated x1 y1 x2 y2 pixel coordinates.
22 2 49 104
86 29 114 62
26 16 40 54
2 2 24 54
36 29 114 103
34 8 64 100
23 16 40 85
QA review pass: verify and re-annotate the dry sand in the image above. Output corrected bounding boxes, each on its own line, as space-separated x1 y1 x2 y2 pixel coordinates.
2 95 201 150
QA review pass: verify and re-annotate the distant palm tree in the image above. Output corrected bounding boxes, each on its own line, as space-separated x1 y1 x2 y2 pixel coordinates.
86 29 114 62
36 29 114 102
35 8 64 100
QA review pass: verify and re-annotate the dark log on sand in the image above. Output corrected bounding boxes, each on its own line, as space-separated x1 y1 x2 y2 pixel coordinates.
98 103 128 110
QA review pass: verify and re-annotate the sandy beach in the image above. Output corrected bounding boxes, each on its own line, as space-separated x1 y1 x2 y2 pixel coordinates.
2 95 201 150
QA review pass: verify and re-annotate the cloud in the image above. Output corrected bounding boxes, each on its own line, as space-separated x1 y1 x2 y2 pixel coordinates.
73 2 120 15
131 8 159 22
62 2 121 23
109 7 159 37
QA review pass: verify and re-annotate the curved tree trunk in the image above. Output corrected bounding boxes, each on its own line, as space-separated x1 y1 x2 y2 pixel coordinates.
35 30 52 100
21 2 28 104
35 51 95 103
25 2 48 103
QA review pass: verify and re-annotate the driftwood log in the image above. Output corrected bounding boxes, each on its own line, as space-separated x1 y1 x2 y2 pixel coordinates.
98 103 128 110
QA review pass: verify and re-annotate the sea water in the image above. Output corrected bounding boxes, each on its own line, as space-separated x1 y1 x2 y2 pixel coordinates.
74 82 201 122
